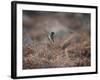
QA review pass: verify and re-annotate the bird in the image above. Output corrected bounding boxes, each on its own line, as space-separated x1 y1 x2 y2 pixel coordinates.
48 32 55 44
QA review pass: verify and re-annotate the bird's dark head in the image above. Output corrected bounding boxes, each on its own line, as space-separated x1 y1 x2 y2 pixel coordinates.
51 32 55 35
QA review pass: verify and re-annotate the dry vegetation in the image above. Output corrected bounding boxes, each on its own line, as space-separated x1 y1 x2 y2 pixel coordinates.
23 11 91 69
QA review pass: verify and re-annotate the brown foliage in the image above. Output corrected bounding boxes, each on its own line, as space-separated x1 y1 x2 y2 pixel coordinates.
23 32 91 69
